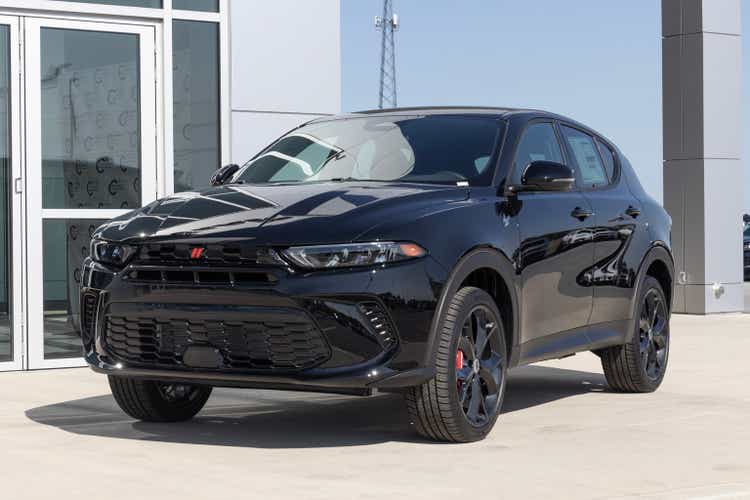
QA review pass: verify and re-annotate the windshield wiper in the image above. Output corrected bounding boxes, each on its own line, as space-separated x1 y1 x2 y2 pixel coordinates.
329 177 363 182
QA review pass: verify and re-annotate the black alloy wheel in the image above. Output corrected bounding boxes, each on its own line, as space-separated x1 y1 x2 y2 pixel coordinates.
455 305 505 427
600 276 670 392
638 288 669 380
406 286 507 442
108 376 212 422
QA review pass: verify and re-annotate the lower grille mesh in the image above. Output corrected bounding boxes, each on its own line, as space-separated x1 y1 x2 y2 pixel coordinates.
103 312 331 371
80 291 100 346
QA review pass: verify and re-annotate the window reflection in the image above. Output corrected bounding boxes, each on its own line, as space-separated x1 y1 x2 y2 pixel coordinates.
43 219 106 360
0 26 10 362
173 0 218 12
41 28 142 209
56 0 163 8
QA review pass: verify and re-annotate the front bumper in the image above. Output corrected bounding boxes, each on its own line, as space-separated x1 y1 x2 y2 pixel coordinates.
80 255 447 394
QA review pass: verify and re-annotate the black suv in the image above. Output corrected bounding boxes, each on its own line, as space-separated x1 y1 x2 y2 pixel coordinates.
81 107 673 442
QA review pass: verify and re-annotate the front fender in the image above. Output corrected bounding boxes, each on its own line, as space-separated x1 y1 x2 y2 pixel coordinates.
423 247 521 369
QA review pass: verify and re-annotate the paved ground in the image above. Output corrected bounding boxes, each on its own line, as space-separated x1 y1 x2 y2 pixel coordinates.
2 314 749 500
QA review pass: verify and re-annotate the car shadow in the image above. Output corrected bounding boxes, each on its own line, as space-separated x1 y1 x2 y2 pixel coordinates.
25 364 608 448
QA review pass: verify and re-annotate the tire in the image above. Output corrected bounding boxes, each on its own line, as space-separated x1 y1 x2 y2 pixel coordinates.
406 286 508 442
108 376 212 422
600 276 670 393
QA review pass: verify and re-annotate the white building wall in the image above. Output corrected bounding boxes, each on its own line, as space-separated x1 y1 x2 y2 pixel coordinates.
228 0 342 163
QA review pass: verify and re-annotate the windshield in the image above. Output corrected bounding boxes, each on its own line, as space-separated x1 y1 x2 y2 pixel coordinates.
231 115 504 186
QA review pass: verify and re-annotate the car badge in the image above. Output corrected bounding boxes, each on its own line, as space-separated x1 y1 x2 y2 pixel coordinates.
190 247 205 259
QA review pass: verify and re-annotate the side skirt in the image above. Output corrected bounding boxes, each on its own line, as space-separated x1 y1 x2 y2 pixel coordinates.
516 319 631 365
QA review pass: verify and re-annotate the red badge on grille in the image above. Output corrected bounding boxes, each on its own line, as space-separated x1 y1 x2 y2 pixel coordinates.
190 247 205 259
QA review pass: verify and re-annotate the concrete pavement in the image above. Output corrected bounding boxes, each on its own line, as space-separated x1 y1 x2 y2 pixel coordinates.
1 313 749 500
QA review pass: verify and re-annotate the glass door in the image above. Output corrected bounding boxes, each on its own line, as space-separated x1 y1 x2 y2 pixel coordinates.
25 18 157 369
0 16 21 372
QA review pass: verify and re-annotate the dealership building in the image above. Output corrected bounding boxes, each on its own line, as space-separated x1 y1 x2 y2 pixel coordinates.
0 0 341 371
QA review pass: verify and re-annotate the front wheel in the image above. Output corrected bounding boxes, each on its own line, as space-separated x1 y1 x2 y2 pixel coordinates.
600 276 670 392
108 376 212 422
406 287 507 442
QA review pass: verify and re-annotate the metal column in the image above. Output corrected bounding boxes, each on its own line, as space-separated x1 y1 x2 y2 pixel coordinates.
662 0 743 313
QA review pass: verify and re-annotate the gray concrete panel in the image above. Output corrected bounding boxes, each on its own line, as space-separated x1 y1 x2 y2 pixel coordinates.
702 33 741 159
662 0 742 314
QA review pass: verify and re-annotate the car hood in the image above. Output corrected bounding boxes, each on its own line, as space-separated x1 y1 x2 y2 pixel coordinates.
95 181 469 245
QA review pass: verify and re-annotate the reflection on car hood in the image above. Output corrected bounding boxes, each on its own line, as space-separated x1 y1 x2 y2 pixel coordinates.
95 182 469 245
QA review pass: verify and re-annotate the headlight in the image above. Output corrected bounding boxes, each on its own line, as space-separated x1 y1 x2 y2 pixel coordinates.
90 239 137 267
281 242 426 269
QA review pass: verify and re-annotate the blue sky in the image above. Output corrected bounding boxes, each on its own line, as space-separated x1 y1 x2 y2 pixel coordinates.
342 1 750 209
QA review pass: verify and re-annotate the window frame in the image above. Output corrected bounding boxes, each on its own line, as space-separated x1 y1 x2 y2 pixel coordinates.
507 118 577 192
594 135 621 187
557 121 616 192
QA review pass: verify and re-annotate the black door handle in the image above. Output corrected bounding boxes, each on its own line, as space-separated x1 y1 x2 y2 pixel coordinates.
571 207 594 221
625 206 641 218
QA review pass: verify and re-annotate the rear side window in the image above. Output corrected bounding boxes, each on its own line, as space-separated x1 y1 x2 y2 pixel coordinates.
560 125 608 188
596 138 617 181
512 122 564 178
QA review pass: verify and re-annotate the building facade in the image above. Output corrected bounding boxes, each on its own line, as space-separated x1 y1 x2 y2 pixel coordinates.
0 0 342 371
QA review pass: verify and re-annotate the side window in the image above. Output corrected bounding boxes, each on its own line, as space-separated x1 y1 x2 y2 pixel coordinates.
596 138 617 181
560 125 608 188
512 122 564 182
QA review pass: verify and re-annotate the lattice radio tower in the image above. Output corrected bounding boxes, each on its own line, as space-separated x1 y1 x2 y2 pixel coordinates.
375 0 399 109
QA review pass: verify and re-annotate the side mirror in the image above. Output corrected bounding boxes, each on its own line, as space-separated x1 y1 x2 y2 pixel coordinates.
518 161 575 192
210 164 240 186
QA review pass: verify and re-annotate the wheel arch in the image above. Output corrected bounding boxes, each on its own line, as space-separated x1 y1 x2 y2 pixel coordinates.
626 243 674 339
424 247 520 369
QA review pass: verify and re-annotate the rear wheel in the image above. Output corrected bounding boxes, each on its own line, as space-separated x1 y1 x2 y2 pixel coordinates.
406 287 507 442
108 376 212 422
600 276 670 392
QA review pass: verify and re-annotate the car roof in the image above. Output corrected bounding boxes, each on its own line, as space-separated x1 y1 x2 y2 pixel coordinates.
305 106 613 149
316 106 577 124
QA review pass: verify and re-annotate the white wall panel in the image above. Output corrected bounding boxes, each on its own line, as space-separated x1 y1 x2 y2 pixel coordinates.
229 0 341 115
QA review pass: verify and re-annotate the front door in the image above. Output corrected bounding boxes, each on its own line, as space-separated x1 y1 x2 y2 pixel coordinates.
24 18 157 369
0 16 22 371
509 121 596 347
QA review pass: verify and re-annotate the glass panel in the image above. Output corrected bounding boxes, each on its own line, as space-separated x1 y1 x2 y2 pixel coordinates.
55 0 162 8
560 126 608 188
511 122 563 184
173 0 219 12
0 26 10 363
41 28 141 209
43 219 106 360
173 21 220 192
596 138 616 181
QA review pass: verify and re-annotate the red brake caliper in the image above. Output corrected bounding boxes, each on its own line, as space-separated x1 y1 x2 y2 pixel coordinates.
456 350 465 391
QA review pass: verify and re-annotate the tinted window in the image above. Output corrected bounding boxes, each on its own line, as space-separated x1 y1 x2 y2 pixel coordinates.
173 20 221 192
512 122 563 182
234 116 503 186
596 138 617 181
57 0 162 7
173 0 219 11
560 126 608 188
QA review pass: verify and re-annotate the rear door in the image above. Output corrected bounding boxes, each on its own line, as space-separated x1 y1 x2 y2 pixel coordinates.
511 121 596 345
560 128 650 327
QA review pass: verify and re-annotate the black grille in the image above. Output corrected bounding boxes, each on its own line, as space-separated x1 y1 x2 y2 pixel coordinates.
135 243 273 267
80 291 100 346
124 267 277 286
358 301 397 349
103 310 331 371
